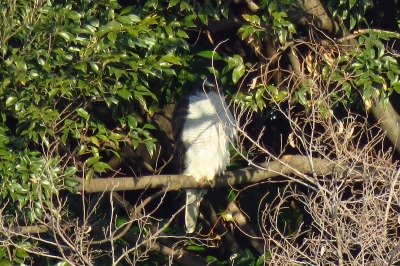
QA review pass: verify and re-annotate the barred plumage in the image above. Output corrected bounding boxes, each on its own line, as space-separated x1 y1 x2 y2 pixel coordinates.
173 85 236 233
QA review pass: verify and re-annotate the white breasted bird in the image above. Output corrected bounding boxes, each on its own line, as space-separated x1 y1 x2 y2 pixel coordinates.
173 79 237 233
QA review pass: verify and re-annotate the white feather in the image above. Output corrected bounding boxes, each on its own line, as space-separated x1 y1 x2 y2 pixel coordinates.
181 90 236 181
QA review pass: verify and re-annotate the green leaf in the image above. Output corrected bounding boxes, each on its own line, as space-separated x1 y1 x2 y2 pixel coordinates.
5 96 17 107
232 64 245 83
145 141 156 157
74 62 87 73
238 25 260 39
256 253 271 266
198 13 208 25
227 55 243 69
58 31 73 42
97 21 124 37
296 89 307 106
143 124 156 130
15 59 27 72
85 156 99 167
84 24 97 33
227 190 237 202
90 136 100 147
127 115 138 129
90 62 99 73
67 10 82 21
1 78 10 87
349 0 356 8
206 255 218 263
76 108 90 120
93 162 110 173
79 144 87 155
342 82 352 98
107 31 117 42
116 14 140 25
160 54 182 65
242 14 261 25
197 50 222 60
186 245 206 252
116 216 128 228
88 18 100 27
117 88 132 100
65 178 80 190
65 166 77 177
168 0 180 8
393 84 400 94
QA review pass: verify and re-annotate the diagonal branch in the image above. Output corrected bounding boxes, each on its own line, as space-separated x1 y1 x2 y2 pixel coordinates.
370 98 400 153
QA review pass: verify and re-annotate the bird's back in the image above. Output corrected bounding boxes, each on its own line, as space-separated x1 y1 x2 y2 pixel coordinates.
180 90 236 182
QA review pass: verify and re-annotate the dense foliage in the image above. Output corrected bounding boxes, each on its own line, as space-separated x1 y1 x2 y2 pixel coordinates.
0 0 399 264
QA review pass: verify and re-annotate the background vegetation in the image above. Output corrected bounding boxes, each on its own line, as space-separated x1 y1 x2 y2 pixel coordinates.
0 0 400 265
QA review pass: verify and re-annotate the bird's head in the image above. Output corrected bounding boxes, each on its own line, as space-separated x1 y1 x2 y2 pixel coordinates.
198 78 221 94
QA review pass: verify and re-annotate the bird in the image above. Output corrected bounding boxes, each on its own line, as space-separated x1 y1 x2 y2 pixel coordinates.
173 80 237 233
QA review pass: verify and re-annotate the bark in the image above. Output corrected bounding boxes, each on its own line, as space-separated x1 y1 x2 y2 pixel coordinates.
202 200 244 256
76 155 356 193
371 97 400 153
227 202 264 254
296 0 338 34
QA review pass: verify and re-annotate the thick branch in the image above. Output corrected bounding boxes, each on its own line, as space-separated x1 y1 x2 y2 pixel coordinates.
202 200 244 256
371 98 400 153
76 155 345 193
227 202 264 254
6 225 48 235
296 0 337 33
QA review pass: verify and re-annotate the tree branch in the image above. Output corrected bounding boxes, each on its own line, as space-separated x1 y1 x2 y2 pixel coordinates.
76 155 355 193
337 29 400 43
227 202 264 254
296 0 338 33
201 200 244 256
370 97 400 153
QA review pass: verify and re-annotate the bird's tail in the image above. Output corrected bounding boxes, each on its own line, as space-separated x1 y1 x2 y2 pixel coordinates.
185 188 206 233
